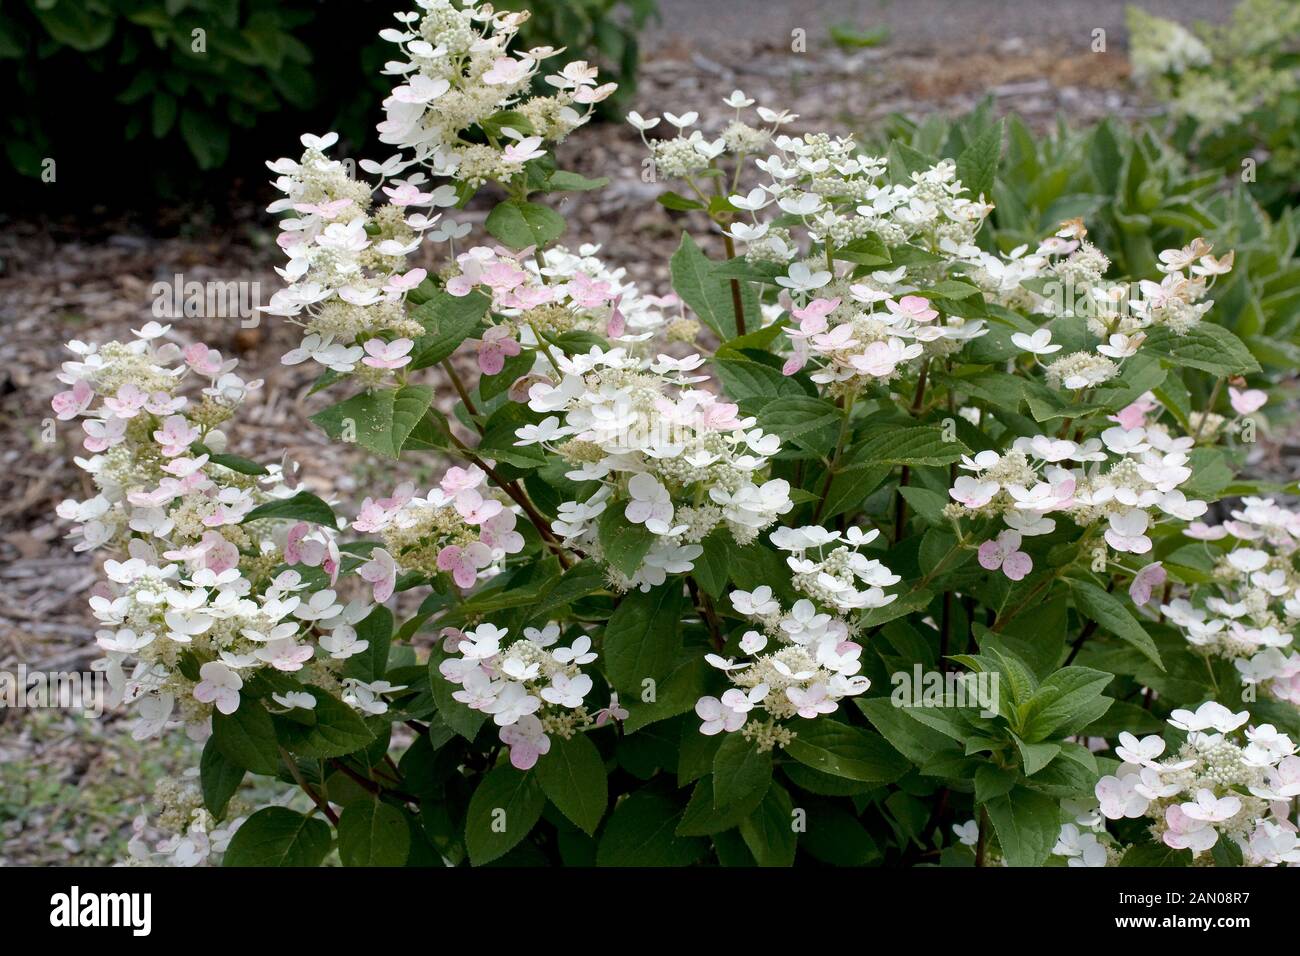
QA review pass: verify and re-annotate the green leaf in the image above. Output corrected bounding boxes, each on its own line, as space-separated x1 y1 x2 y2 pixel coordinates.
785 720 910 782
677 774 769 835
1013 736 1061 776
984 786 1060 867
485 200 566 250
311 385 434 459
276 687 376 759
536 733 608 835
712 733 773 809
854 426 970 467
739 781 797 867
1119 841 1192 867
598 504 656 578
1067 579 1164 670
338 798 411 867
1142 323 1260 377
223 807 332 867
597 791 707 866
1020 665 1113 742
200 736 244 818
955 118 1004 200
754 396 842 455
409 290 490 369
603 584 685 694
464 765 547 865
801 804 880 865
670 232 754 339
242 490 336 527
205 452 268 476
212 699 281 776
544 170 609 192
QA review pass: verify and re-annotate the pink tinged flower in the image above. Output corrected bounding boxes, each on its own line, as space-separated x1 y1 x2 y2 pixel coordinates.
977 530 1032 581
1104 509 1152 554
445 273 478 297
52 380 94 420
284 522 311 565
184 343 225 376
437 542 492 589
500 715 550 771
1162 804 1217 853
792 297 840 325
254 638 315 672
361 337 413 369
607 295 626 338
787 683 837 718
153 415 200 456
949 475 999 509
475 326 521 375
782 340 809 376
887 295 939 323
849 340 903 377
358 548 398 602
1110 399 1154 430
440 464 486 494
202 531 239 574
83 416 127 452
479 510 524 554
104 383 148 418
594 692 630 727
193 661 242 715
1095 773 1149 820
695 695 744 735
1128 562 1166 605
454 489 503 525
384 268 427 294
1229 386 1266 415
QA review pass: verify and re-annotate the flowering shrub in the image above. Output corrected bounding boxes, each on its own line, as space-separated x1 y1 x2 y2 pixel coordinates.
52 1 1300 867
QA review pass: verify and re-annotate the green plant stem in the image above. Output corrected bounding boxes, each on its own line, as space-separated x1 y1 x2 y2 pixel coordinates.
280 747 339 826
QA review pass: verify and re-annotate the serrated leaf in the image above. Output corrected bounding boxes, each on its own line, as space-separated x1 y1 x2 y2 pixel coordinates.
223 807 332 867
536 733 608 835
784 720 909 782
242 490 336 527
485 200 566 250
1067 578 1164 670
338 798 410 867
464 765 547 865
311 385 434 459
603 584 685 695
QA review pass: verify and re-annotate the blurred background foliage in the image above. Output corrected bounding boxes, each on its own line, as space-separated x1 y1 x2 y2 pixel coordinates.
0 0 656 206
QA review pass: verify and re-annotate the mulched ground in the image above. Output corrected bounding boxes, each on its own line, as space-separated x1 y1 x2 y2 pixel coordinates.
0 31 1275 864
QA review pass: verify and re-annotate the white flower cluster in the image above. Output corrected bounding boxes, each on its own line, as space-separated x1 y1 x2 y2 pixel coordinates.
51 329 390 736
353 464 523 589
376 0 613 180
446 241 690 378
979 227 1233 394
1165 498 1300 707
438 622 599 769
515 345 794 590
946 408 1206 581
632 92 997 397
264 131 444 385
1094 703 1300 864
694 525 898 750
